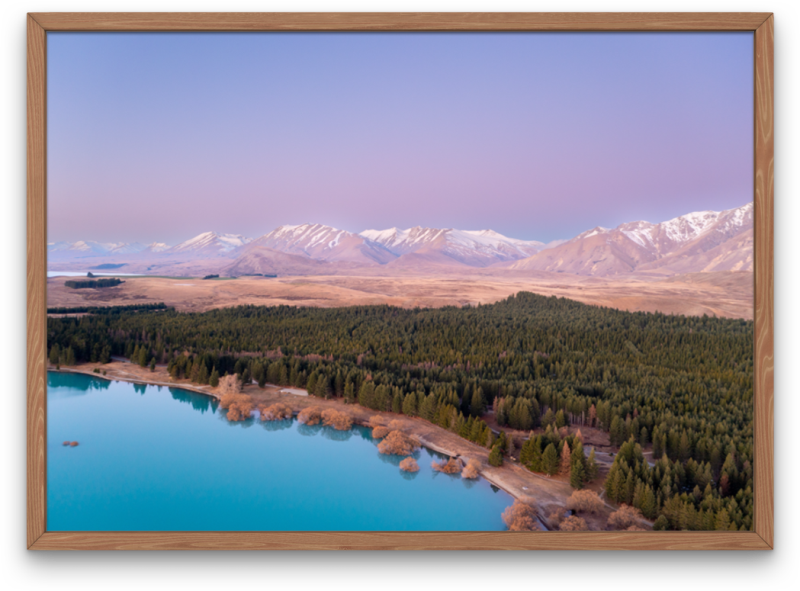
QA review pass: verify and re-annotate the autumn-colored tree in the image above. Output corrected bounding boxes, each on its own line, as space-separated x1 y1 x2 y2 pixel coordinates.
387 419 404 431
372 426 390 439
501 500 539 531
377 430 420 456
321 408 353 431
259 402 293 421
461 458 481 479
399 457 419 472
559 515 588 531
223 394 255 421
559 441 572 475
431 458 461 474
566 490 604 514
297 406 322 426
368 415 384 428
626 525 648 531
219 374 241 395
607 504 644 530
546 507 567 529
220 392 255 420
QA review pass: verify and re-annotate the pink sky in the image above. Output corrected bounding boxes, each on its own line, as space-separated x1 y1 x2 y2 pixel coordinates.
47 32 753 244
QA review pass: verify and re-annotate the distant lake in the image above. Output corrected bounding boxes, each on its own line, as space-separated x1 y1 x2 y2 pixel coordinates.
47 372 514 531
47 271 141 277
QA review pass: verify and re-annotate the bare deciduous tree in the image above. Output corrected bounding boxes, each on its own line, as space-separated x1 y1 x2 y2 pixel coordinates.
607 504 644 530
218 374 241 395
461 458 481 479
501 500 539 531
566 489 604 514
377 430 420 456
399 457 419 472
559 515 589 531
259 403 293 421
546 507 567 529
321 408 353 431
220 392 255 421
372 426 390 439
297 406 322 426
431 458 461 474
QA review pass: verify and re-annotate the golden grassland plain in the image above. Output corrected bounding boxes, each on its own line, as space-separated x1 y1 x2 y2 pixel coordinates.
52 360 621 530
46 270 753 319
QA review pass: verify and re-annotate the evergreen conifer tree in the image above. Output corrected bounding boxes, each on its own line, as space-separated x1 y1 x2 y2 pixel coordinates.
470 387 485 418
570 460 585 489
392 391 403 413
542 443 559 475
488 444 503 467
402 392 417 416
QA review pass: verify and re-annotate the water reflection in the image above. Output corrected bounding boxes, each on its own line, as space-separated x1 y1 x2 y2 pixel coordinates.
357 428 375 443
400 470 419 481
320 426 353 442
169 387 215 414
261 419 293 432
461 478 477 490
376 449 421 467
297 423 323 437
47 371 109 398
218 411 257 429
377 452 403 467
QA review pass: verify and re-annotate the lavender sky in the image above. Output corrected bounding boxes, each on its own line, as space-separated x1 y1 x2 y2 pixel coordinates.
47 32 753 244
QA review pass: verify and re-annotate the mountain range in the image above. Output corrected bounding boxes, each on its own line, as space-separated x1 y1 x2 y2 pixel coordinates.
47 203 753 278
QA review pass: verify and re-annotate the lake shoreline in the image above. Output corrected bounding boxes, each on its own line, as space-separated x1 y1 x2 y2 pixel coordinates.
49 361 600 527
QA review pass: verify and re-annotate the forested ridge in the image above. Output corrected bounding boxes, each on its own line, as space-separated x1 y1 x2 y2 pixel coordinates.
47 292 753 531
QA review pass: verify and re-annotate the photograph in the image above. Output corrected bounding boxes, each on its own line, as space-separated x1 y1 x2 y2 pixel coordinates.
44 30 755 534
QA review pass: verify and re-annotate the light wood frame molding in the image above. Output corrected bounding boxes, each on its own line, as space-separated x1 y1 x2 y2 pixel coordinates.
27 12 774 551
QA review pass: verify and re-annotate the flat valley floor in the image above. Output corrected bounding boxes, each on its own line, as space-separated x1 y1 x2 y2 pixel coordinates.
46 270 753 320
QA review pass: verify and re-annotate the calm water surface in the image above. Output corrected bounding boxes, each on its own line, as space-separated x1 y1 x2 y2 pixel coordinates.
47 371 513 531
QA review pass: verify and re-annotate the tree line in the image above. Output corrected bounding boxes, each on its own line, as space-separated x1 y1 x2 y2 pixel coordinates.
47 303 169 314
64 278 123 289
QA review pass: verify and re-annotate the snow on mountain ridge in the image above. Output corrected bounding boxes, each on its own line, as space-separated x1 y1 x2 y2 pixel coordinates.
571 203 752 252
169 232 251 254
360 226 544 261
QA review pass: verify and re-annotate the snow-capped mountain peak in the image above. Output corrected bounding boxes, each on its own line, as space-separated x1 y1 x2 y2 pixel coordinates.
360 226 545 266
168 231 251 254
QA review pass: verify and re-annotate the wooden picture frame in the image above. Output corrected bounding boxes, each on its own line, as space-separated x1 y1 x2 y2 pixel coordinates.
27 12 774 551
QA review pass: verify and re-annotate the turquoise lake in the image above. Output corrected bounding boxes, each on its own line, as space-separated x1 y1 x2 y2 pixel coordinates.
47 371 514 531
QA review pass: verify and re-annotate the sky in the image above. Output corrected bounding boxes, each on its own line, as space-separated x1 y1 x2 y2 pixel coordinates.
47 32 753 245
